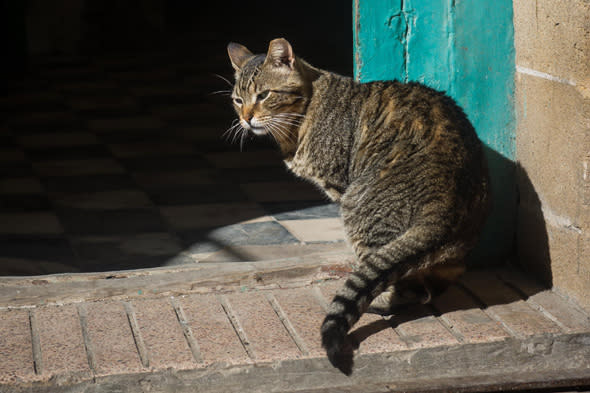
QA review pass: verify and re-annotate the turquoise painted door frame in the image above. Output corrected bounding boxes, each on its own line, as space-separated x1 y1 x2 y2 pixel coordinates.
354 0 517 263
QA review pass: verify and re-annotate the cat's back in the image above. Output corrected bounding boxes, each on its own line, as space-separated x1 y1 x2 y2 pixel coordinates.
310 75 479 156
360 80 477 148
342 79 481 179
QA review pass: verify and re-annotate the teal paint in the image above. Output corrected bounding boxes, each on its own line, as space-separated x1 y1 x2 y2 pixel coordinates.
354 0 407 82
354 0 517 263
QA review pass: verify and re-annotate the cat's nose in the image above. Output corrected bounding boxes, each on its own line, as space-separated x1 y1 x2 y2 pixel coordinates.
242 108 254 123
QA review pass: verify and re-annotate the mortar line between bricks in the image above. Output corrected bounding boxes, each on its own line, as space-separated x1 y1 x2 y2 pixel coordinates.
123 301 150 368
218 295 256 361
311 286 330 312
494 273 531 300
28 309 43 375
428 304 465 344
77 303 98 376
170 297 204 364
390 323 414 349
524 299 570 333
498 279 571 334
265 292 310 356
455 282 520 339
391 312 456 348
482 307 522 339
488 277 564 335
455 282 488 309
552 286 590 318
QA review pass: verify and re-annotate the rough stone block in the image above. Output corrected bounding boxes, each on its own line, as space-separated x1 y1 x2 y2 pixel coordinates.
516 74 586 222
514 0 590 84
548 224 588 311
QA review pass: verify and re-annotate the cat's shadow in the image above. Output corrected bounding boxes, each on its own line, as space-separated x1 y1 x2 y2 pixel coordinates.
334 276 546 375
335 270 548 375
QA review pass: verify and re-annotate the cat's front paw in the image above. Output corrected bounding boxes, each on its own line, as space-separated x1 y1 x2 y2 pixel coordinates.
321 317 354 375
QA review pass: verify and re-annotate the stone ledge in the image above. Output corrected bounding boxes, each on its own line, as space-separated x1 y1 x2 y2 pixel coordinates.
1 265 589 393
1 334 589 393
0 248 355 308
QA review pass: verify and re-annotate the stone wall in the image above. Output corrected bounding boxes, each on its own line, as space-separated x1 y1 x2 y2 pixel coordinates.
514 0 590 311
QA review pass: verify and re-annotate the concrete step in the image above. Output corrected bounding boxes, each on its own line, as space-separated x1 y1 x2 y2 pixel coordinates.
1 261 589 393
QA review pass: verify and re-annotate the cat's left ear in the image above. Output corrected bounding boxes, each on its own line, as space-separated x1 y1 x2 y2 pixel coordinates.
266 38 295 69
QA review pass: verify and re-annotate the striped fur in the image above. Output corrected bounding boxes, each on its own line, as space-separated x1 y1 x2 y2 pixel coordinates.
228 38 489 374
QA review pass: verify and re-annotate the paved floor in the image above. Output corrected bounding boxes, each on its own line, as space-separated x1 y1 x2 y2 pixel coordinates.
1 262 589 392
0 49 347 276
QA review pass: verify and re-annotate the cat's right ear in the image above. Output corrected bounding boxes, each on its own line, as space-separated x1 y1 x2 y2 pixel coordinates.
227 42 253 71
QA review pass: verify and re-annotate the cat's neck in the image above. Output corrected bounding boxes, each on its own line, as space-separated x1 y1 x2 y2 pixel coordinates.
295 57 324 83
284 72 361 198
274 59 326 159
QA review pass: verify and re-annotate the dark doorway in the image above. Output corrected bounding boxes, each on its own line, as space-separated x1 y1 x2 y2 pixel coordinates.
0 0 352 275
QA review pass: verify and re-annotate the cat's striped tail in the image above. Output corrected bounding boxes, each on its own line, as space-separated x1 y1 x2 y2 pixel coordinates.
320 222 448 374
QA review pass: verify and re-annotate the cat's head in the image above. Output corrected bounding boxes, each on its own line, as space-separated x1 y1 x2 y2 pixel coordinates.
227 38 316 148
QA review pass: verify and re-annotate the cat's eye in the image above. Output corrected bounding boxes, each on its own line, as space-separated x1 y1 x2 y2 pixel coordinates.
256 91 270 102
233 97 243 106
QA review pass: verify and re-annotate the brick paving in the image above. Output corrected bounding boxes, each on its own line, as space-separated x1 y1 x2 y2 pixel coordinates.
1 265 589 392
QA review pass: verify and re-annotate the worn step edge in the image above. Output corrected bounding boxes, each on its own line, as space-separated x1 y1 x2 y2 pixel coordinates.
0 250 354 308
1 333 588 393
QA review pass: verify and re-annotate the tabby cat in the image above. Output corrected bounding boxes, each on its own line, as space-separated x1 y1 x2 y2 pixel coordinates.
227 38 489 374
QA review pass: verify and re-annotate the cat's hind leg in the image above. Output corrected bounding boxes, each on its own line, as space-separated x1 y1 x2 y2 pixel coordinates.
366 260 466 315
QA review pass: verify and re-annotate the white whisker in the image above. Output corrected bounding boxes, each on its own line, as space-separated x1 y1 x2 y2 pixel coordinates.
239 129 248 151
275 112 306 119
209 89 233 96
222 119 241 139
267 125 286 143
212 73 234 88
233 128 243 143
272 118 303 126
268 121 291 141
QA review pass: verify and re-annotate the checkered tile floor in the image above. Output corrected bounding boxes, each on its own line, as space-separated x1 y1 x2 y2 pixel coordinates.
0 50 345 275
